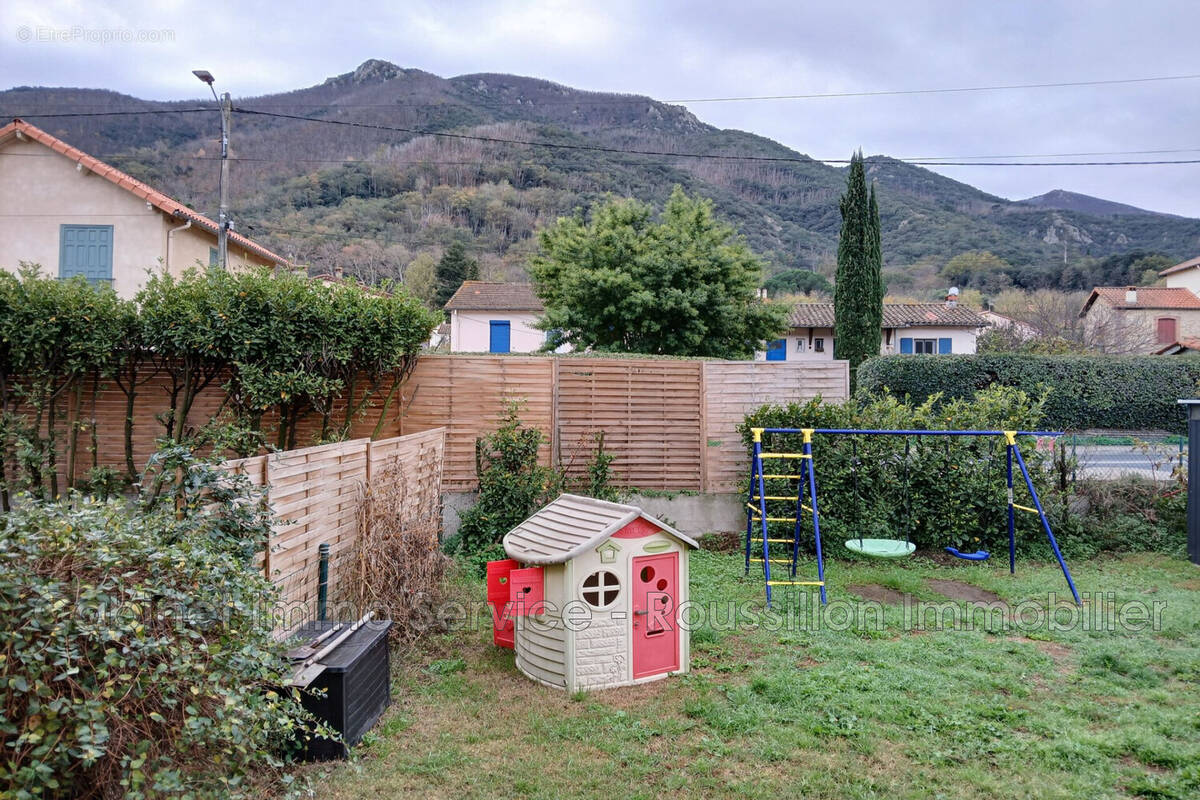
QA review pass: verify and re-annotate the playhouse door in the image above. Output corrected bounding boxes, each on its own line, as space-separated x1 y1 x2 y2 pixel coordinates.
631 552 679 679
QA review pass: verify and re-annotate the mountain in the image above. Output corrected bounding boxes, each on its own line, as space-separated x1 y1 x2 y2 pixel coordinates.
4 61 1199 296
1018 189 1175 218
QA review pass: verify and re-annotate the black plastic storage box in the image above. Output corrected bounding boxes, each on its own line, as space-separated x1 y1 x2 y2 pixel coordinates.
294 619 393 760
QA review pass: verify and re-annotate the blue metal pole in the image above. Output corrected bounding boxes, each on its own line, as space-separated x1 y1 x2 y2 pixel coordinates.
752 432 772 607
1012 445 1081 605
1006 443 1016 575
804 432 828 606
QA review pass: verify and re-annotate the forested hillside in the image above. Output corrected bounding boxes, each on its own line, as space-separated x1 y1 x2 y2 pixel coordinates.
4 59 1199 296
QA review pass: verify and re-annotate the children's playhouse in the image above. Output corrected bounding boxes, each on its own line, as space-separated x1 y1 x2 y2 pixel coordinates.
488 494 698 692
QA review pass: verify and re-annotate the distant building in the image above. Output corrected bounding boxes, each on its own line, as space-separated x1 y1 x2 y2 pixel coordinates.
760 300 986 362
0 118 287 298
1079 286 1200 354
443 281 563 353
1158 255 1200 294
977 309 1039 341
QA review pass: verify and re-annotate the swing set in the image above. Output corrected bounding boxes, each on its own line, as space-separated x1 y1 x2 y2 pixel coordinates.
744 427 1081 608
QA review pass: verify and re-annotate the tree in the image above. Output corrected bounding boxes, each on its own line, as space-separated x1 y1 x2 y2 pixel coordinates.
764 269 832 297
529 186 789 359
834 153 882 390
942 250 1014 293
404 252 438 307
433 241 479 308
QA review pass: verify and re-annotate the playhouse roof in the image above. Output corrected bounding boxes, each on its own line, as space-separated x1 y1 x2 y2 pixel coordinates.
502 494 698 565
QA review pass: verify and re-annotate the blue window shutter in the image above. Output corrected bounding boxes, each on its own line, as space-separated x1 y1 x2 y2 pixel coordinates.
899 337 913 354
765 339 786 361
938 337 952 354
489 321 511 353
59 225 113 285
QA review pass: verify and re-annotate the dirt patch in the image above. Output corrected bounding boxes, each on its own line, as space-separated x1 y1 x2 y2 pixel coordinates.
1177 578 1200 591
1025 638 1074 675
926 579 1004 605
847 583 914 605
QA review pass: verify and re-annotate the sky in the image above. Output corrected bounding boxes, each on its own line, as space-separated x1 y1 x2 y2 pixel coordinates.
3 0 1199 216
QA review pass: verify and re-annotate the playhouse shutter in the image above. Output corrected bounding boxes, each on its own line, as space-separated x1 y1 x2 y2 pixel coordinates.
938 337 952 354
899 337 913 354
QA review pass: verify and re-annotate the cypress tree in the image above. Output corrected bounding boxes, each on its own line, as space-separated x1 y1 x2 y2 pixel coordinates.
867 183 884 333
834 151 883 390
433 241 480 308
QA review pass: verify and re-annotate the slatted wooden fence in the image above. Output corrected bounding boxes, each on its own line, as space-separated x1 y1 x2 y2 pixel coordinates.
223 427 445 630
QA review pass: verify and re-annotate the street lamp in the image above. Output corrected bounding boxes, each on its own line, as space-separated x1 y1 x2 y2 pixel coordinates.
193 69 231 270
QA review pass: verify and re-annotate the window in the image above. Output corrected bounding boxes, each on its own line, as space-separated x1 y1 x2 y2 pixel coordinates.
796 338 806 353
489 320 511 353
59 224 113 286
209 247 218 267
813 337 825 353
1157 317 1178 344
765 339 786 361
914 339 936 354
581 570 620 609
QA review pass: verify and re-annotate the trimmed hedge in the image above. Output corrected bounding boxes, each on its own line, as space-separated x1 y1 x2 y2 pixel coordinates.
858 354 1200 433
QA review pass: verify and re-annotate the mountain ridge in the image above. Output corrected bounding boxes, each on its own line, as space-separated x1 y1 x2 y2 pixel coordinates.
3 59 1198 294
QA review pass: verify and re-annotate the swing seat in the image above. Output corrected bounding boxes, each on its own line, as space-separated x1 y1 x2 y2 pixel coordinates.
844 538 916 559
945 547 990 561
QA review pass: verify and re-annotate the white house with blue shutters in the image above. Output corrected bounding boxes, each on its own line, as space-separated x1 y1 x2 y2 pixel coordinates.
760 301 986 362
0 118 287 298
444 281 571 353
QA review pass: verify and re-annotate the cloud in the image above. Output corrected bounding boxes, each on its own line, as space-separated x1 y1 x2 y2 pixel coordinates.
2 0 1198 216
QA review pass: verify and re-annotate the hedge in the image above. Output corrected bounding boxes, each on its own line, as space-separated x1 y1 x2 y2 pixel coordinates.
857 354 1200 433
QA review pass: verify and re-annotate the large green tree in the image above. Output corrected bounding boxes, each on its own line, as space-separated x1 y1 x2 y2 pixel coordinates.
433 241 480 308
529 186 789 359
764 269 832 297
834 153 883 389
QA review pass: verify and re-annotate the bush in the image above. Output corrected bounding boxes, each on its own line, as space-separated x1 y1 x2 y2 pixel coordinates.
857 354 1200 432
0 492 312 797
741 387 1057 554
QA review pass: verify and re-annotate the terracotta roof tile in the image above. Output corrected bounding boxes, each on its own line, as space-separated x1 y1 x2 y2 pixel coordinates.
1158 256 1200 277
444 281 543 311
788 302 985 329
1085 286 1200 312
0 118 288 267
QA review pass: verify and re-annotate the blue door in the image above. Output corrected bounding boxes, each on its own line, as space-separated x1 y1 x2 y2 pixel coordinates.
59 225 113 286
938 337 953 354
765 339 787 361
489 320 511 353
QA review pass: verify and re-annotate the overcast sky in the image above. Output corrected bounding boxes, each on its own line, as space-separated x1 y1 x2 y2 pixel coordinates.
3 0 1199 216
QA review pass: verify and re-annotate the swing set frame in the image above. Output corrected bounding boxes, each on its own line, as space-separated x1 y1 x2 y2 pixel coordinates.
745 427 1082 608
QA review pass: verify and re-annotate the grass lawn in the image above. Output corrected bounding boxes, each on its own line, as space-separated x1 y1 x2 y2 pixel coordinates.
305 550 1200 800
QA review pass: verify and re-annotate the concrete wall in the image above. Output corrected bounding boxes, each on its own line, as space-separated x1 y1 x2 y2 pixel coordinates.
443 490 746 539
449 310 546 352
0 136 271 298
1165 269 1200 295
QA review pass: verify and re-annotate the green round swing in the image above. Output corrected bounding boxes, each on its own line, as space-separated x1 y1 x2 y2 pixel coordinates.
843 438 916 559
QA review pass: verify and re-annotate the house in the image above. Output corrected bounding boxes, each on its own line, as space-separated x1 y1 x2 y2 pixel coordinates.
977 309 1039 340
443 281 554 353
761 300 987 361
0 118 287 298
1078 286 1200 353
487 494 698 692
1158 255 1200 294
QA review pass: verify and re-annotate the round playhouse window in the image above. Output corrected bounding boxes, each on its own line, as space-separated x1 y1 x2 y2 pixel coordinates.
581 570 620 609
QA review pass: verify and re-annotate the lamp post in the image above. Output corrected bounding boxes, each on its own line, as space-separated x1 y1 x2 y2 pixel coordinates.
192 69 231 270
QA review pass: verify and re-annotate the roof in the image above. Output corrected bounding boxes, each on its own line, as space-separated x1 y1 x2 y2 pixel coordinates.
1154 338 1200 355
444 281 543 312
1158 256 1200 277
1080 286 1200 316
787 302 986 329
0 118 288 267
502 494 698 565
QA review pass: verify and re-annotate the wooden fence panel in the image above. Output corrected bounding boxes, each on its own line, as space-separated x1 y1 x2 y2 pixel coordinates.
398 356 554 491
555 359 704 490
702 361 849 492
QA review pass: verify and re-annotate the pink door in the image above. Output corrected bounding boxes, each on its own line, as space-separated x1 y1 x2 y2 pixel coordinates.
631 552 679 679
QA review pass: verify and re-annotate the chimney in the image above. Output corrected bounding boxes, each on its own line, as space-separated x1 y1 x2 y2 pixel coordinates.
333 265 345 280
1125 286 1138 305
758 287 768 300
946 286 959 308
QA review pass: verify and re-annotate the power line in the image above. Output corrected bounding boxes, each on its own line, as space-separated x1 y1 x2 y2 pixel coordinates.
4 108 213 118
664 73 1200 103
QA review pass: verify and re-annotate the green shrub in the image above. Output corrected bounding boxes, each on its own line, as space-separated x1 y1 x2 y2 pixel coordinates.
857 354 1200 432
0 492 312 798
742 387 1057 554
